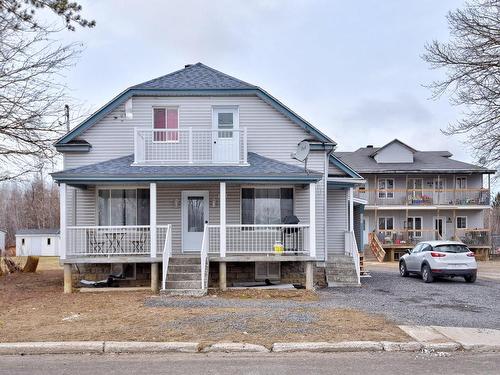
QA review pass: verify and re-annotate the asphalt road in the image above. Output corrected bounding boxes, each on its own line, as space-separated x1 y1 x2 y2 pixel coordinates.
323 268 500 329
1 352 499 375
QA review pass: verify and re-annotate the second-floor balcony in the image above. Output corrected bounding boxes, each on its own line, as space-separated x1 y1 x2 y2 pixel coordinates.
134 128 248 165
355 187 490 207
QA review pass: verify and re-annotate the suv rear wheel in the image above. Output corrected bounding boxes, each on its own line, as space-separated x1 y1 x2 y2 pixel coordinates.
464 274 476 283
399 261 409 277
422 264 434 283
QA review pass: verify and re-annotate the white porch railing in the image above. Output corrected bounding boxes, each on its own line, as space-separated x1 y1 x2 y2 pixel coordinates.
345 230 361 284
66 225 170 257
206 224 310 255
161 224 173 290
134 128 248 165
200 224 209 289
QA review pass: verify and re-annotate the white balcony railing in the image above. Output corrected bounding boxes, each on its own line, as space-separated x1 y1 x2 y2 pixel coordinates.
344 230 360 284
205 224 310 256
134 128 248 165
66 225 171 257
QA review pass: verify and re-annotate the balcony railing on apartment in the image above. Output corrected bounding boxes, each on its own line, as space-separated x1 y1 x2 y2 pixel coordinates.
455 229 491 247
66 225 171 257
134 128 248 165
355 188 490 206
205 224 310 256
375 229 442 247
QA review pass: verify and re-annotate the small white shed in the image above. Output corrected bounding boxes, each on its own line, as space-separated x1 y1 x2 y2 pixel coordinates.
15 229 60 257
0 229 6 253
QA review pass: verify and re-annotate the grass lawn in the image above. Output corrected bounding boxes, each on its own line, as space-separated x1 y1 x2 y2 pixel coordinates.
0 265 409 347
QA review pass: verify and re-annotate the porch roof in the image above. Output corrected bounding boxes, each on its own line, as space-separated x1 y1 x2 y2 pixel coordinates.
51 152 322 185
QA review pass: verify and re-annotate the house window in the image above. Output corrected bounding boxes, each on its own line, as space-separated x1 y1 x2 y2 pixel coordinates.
378 178 394 199
456 216 467 229
407 216 423 238
241 188 293 225
456 177 467 190
98 188 150 226
47 238 51 246
153 107 179 142
378 217 394 231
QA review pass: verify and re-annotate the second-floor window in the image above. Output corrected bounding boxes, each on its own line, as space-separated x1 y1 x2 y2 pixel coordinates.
153 107 179 142
456 216 467 229
378 178 394 199
407 216 422 237
378 217 394 231
456 177 467 190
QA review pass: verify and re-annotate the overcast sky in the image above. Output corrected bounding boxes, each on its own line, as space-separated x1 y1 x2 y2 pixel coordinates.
60 0 479 165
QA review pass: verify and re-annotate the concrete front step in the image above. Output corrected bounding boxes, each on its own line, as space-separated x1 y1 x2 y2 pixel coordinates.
327 281 361 287
160 289 207 297
167 272 202 281
169 256 201 265
166 280 202 290
167 264 201 273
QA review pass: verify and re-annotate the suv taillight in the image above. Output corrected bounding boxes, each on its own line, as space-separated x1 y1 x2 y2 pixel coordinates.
467 252 475 257
431 252 446 258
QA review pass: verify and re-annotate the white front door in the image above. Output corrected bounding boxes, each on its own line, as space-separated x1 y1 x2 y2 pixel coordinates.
434 217 445 240
182 191 209 252
433 179 447 205
212 107 239 163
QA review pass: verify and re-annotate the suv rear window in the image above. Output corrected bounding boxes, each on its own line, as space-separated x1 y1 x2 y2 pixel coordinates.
433 244 470 253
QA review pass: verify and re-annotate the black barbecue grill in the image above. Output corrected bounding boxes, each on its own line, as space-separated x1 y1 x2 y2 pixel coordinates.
282 215 301 253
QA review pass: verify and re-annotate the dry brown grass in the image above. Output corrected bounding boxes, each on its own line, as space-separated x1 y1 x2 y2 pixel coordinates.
0 269 409 347
208 288 319 301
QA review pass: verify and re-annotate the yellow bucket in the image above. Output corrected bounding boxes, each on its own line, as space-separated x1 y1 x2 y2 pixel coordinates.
273 242 284 255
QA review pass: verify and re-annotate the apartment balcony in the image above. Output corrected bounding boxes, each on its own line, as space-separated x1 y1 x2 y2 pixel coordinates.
134 128 248 165
355 188 490 207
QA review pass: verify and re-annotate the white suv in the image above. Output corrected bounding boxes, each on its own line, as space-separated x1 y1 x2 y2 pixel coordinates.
399 240 477 283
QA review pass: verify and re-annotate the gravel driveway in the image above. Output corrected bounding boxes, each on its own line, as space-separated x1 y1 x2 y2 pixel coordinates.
323 269 500 329
149 268 500 330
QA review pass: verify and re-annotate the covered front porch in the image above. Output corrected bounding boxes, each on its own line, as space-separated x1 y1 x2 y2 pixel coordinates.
58 179 319 293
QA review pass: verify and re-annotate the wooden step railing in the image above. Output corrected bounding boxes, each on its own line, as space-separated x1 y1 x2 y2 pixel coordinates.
368 232 386 262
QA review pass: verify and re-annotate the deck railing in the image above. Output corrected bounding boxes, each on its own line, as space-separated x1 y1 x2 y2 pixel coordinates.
66 225 171 257
354 188 490 206
375 229 442 246
455 229 491 247
134 127 248 165
206 224 310 256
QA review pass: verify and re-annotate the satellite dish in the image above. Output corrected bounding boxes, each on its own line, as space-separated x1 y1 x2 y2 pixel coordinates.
292 141 310 162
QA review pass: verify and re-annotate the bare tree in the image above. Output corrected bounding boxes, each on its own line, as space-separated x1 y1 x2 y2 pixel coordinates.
0 1 94 180
423 0 500 169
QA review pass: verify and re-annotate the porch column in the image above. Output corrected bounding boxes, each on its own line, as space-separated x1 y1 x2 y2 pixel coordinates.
150 183 157 257
151 263 159 293
59 183 67 260
349 187 354 232
220 182 226 257
305 261 314 290
63 264 72 294
219 262 227 291
309 182 316 258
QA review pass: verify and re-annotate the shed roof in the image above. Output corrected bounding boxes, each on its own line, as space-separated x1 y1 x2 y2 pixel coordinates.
16 229 60 236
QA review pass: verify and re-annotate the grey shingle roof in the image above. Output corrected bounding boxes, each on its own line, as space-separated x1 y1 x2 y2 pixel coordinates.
132 63 257 90
335 147 495 174
51 152 321 183
16 229 60 235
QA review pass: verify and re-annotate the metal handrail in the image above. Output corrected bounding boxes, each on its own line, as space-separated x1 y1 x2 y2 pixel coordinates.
200 224 209 289
161 225 172 290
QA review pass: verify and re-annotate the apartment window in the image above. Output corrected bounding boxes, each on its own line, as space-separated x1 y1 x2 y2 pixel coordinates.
241 188 293 225
407 216 422 238
456 216 467 229
98 188 150 226
378 178 394 199
456 177 467 190
153 107 179 142
378 217 394 231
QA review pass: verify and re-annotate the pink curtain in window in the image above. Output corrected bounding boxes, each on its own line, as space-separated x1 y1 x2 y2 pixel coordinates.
153 108 166 141
167 108 178 141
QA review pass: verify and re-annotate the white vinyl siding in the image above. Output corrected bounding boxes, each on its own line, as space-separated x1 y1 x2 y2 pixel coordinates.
327 187 348 255
63 95 314 169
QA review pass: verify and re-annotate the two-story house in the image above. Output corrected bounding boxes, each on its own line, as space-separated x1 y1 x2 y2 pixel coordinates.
51 63 363 294
335 139 495 262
